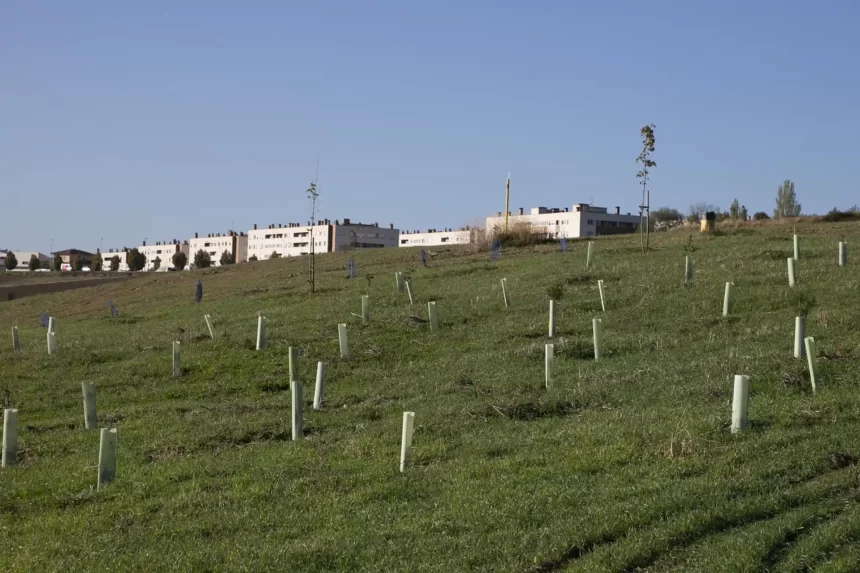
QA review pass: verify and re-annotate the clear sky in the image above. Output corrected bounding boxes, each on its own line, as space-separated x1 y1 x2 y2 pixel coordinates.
2 1 859 252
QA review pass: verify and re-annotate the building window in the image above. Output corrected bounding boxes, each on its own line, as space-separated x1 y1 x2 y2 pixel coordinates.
587 220 594 225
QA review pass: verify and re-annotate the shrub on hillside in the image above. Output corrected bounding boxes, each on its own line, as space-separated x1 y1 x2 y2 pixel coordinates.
248 255 258 261
172 251 187 271
52 255 62 271
126 248 146 272
28 254 40 271
152 257 161 271
270 251 282 259
753 211 770 221
72 257 83 271
219 250 235 265
820 207 860 223
92 254 103 271
109 255 120 272
4 252 17 270
492 223 552 248
194 250 212 269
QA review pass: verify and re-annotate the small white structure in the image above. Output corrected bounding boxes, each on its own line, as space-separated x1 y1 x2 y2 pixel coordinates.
99 249 130 271
486 203 640 239
399 228 472 247
188 231 248 266
246 222 331 260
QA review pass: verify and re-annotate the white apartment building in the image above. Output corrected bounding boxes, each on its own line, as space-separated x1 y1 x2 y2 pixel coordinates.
139 240 190 271
189 231 248 266
399 228 473 247
100 249 130 271
1 251 51 269
246 219 400 260
486 203 640 239
247 221 331 260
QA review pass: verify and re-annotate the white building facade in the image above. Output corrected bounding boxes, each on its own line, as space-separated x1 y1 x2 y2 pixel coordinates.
399 229 472 247
247 222 331 260
246 219 400 260
100 249 130 271
139 241 190 271
486 204 640 239
189 231 248 266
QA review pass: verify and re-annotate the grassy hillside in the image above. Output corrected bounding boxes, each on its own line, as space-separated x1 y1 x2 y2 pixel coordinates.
2 222 860 572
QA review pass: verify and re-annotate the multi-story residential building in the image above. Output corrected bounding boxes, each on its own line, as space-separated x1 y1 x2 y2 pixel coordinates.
100 249 130 271
188 231 248 266
246 219 400 260
247 221 331 260
398 228 473 247
485 203 640 239
139 240 191 271
330 219 399 251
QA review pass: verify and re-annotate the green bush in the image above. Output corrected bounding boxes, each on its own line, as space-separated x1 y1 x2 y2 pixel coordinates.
194 250 212 269
109 256 120 272
219 250 235 265
4 251 17 270
172 251 188 271
28 254 40 271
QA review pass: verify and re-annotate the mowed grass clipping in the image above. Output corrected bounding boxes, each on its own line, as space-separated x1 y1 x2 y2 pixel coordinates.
2 222 860 572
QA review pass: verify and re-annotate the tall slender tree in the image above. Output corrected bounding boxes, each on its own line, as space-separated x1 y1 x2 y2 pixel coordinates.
307 176 320 294
636 125 657 253
774 180 801 218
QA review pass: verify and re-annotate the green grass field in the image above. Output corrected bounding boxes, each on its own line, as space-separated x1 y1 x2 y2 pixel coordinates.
2 222 860 572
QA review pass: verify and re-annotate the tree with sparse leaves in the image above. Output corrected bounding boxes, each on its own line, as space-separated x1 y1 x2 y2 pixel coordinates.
152 256 161 271
307 180 320 293
92 253 103 271
109 255 120 272
729 199 740 220
4 252 17 271
653 207 683 223
28 254 40 271
219 250 234 265
172 251 187 271
774 180 801 218
53 255 62 271
636 124 657 253
194 250 211 269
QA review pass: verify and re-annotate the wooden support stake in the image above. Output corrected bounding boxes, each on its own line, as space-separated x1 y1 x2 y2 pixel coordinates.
501 278 509 308
291 381 303 441
2 408 17 468
731 375 750 433
97 428 117 489
598 280 606 312
11 326 19 353
313 362 326 410
82 382 97 430
338 323 349 359
400 411 415 473
805 336 817 393
405 278 415 305
204 314 215 339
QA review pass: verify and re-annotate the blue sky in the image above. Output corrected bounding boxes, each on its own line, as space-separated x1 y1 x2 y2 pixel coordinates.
2 1 859 252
